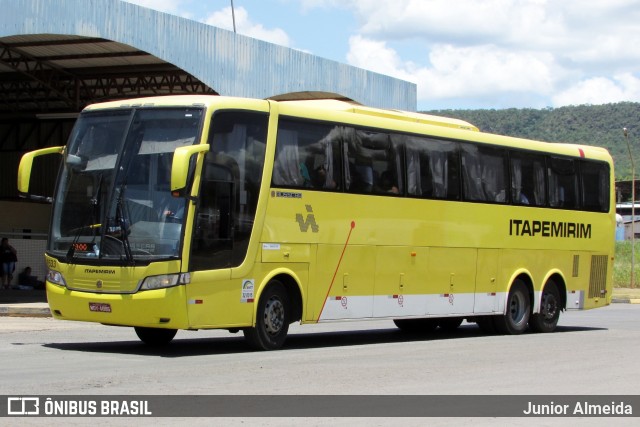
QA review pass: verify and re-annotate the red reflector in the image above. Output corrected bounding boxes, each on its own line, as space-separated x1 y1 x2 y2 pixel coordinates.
578 148 585 158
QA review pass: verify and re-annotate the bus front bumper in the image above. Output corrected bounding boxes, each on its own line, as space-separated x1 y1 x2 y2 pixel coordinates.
46 282 189 329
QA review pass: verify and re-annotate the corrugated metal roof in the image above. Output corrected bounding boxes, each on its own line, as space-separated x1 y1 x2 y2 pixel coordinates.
0 0 416 118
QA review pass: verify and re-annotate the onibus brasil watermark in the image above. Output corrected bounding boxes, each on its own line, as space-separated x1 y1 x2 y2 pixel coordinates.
524 400 633 416
7 397 151 416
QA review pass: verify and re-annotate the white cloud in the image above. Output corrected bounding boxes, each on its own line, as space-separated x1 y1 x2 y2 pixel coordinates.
316 0 640 107
347 36 556 102
552 74 640 106
346 36 416 82
123 0 640 108
204 7 291 47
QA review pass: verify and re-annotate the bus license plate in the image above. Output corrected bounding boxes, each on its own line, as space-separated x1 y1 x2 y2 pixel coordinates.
89 302 112 313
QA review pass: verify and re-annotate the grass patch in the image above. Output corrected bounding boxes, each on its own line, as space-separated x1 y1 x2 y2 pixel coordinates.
614 241 640 288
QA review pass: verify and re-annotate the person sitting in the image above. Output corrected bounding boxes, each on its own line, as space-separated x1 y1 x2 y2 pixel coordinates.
379 171 399 194
18 267 44 290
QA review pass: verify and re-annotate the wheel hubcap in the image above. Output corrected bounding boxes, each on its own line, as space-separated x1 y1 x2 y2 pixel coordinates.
509 293 526 323
263 296 284 336
541 292 558 321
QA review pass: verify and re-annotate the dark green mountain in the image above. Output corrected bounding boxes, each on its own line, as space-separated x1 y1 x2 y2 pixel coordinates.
425 102 640 180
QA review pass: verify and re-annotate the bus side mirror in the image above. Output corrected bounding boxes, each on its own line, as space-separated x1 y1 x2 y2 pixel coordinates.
18 146 64 200
171 144 210 196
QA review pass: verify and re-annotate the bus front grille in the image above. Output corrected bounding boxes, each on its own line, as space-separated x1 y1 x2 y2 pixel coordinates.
588 255 608 298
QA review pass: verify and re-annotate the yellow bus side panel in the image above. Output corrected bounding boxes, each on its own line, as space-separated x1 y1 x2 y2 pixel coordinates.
424 247 477 315
185 268 256 329
309 245 375 321
372 246 428 317
474 249 500 313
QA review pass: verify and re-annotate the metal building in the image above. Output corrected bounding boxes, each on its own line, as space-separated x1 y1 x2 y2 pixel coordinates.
0 0 416 281
0 0 417 198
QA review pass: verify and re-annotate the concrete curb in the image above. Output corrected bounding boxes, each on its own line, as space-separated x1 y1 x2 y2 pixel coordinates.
0 305 52 317
612 298 640 304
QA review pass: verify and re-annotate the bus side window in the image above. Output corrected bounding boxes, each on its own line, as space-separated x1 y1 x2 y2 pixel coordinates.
461 144 507 203
372 133 402 195
404 135 459 200
581 160 610 212
548 157 578 209
273 129 305 187
273 120 342 190
344 128 372 193
510 150 546 206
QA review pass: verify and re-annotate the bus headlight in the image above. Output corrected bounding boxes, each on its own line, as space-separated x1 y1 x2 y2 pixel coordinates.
47 270 67 287
139 273 189 291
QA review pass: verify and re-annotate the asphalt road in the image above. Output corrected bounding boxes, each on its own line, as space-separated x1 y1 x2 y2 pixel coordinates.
1 305 639 426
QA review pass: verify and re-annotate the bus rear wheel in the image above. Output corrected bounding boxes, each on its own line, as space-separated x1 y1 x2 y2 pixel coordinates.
134 327 177 346
243 281 290 350
493 280 530 335
529 281 561 333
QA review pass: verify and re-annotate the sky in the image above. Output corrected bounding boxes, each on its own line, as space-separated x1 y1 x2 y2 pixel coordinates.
123 0 640 111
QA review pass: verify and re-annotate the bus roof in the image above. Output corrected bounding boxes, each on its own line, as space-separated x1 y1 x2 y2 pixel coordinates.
83 95 478 132
81 94 612 163
81 94 266 111
278 99 480 132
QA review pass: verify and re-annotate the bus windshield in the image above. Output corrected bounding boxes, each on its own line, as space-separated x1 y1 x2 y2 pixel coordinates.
48 107 203 265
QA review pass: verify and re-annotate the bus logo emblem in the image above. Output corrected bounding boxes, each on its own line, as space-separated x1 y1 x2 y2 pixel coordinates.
296 205 319 233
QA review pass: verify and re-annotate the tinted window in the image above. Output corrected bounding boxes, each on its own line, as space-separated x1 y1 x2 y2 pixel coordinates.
273 120 341 190
342 128 401 195
509 151 546 206
401 135 460 200
548 157 578 209
581 160 610 212
461 144 507 203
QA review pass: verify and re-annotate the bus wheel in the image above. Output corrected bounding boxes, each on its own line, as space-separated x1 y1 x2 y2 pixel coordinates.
529 281 561 333
243 282 290 350
393 318 438 333
438 317 463 332
134 327 177 346
493 280 530 335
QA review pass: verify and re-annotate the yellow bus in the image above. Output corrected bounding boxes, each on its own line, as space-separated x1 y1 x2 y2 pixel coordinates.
18 95 614 350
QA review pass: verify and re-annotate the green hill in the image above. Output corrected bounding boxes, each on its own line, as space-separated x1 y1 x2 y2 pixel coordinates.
425 102 640 180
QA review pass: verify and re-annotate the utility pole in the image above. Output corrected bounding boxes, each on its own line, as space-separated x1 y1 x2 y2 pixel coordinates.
624 127 635 288
231 0 237 33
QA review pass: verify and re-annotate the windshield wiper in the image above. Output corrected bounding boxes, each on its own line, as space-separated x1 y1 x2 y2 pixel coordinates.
115 191 134 265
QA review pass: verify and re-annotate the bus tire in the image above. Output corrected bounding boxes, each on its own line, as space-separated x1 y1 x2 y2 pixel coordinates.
243 281 290 350
529 281 561 333
393 318 438 333
438 317 463 332
134 327 177 346
493 280 530 335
